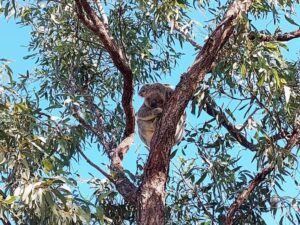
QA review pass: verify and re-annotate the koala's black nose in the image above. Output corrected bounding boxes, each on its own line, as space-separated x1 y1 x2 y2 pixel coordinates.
150 100 157 108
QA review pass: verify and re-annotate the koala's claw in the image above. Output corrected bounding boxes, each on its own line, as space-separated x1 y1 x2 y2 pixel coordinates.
153 108 163 115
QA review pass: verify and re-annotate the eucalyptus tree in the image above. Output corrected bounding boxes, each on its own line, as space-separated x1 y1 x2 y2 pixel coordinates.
1 0 300 224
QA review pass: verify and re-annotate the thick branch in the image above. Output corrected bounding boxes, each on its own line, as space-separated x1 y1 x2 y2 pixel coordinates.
225 122 300 225
74 0 137 205
249 29 300 42
108 134 138 204
138 1 254 224
75 0 135 137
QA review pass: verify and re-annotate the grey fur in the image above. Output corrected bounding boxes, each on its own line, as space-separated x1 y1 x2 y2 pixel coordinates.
137 83 186 147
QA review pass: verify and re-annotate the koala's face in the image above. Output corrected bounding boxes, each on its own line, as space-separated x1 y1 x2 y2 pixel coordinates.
144 92 165 108
138 83 174 108
138 84 151 97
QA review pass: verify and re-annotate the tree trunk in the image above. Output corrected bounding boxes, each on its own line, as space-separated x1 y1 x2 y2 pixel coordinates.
137 173 167 224
137 111 181 224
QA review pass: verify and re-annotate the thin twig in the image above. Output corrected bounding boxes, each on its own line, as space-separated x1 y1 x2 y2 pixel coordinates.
77 146 114 182
72 106 110 150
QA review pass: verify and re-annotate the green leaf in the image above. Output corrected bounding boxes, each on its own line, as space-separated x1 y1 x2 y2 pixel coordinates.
258 75 265 86
279 216 284 225
4 2 10 17
3 195 17 204
265 42 277 50
96 207 104 224
4 64 13 83
44 191 54 207
284 14 299 26
170 149 177 159
241 64 246 77
272 68 280 88
14 102 28 112
44 103 62 110
195 171 207 185
52 189 66 205
98 191 111 202
77 207 91 222
43 159 54 173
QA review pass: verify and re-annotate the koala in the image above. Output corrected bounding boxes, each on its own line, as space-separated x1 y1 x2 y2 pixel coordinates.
137 83 186 147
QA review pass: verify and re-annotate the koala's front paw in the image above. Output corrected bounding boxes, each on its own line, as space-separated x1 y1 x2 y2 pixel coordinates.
153 108 163 115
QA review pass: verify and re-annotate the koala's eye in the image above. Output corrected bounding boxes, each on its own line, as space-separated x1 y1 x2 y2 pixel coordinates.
157 100 163 105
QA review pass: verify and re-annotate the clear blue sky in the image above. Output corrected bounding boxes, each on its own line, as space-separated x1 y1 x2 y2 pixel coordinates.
1 4 300 223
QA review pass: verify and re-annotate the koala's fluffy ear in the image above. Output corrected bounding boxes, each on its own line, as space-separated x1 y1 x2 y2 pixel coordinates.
163 83 173 88
138 84 149 97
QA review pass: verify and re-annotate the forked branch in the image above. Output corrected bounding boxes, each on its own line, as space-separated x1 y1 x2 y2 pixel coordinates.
74 0 137 204
75 0 135 137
